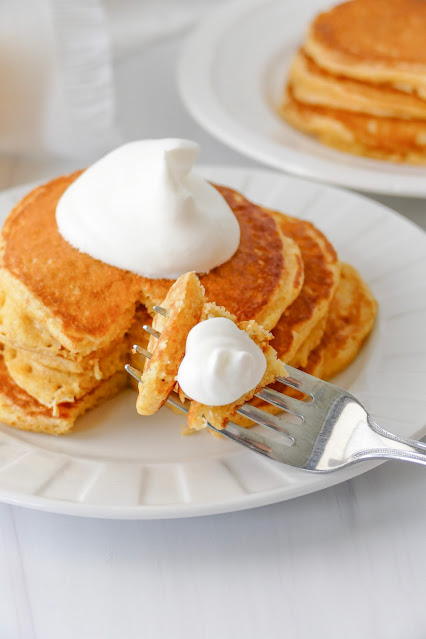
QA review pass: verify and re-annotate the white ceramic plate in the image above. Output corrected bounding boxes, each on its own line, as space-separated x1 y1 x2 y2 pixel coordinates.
1 167 426 519
178 0 426 197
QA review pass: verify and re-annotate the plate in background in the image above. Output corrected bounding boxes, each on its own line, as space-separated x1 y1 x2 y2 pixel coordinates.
0 167 425 518
178 0 426 197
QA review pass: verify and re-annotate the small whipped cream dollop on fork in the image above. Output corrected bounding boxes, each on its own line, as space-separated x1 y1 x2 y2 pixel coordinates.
177 317 267 406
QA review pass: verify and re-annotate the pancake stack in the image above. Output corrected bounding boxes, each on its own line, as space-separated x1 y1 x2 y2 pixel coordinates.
0 173 148 434
0 173 302 434
281 0 426 163
0 171 377 435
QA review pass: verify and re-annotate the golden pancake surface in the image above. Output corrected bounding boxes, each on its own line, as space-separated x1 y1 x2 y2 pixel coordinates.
281 0 426 163
305 0 426 95
265 209 340 366
140 185 304 331
305 262 378 380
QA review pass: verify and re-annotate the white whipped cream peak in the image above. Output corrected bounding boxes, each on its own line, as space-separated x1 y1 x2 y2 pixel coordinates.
56 139 240 279
177 317 267 406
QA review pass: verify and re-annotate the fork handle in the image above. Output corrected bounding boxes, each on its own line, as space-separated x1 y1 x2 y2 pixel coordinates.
354 418 426 467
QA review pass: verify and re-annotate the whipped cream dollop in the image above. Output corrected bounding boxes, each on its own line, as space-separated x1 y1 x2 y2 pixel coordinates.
177 317 267 406
56 139 240 279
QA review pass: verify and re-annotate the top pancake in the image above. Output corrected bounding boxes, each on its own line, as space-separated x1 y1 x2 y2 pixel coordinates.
139 185 304 331
0 175 302 356
305 0 426 98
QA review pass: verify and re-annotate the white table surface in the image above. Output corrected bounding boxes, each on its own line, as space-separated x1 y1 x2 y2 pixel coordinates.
1 34 426 639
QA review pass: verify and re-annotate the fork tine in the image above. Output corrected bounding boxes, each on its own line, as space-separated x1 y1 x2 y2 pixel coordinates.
153 305 168 317
143 324 160 339
125 364 143 383
132 344 152 359
166 391 295 451
166 394 188 414
164 394 273 454
125 372 296 459
237 404 295 445
256 387 305 419
277 364 322 397
209 420 292 461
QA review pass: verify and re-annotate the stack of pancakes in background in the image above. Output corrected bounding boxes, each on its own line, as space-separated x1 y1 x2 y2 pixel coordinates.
281 0 426 164
0 173 376 435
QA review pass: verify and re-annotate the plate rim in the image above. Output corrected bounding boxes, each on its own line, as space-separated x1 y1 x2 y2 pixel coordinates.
178 0 426 198
0 166 425 519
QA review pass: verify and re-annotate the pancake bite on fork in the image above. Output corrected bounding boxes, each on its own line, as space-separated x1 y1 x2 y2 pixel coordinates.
131 272 286 431
134 272 206 415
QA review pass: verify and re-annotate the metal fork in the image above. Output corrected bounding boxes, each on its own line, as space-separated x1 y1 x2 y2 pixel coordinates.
126 305 426 472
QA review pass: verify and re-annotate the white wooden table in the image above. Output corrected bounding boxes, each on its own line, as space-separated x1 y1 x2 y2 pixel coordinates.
1 35 425 639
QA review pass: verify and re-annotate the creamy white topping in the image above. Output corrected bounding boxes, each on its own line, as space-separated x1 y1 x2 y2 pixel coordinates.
177 317 267 406
55 139 240 279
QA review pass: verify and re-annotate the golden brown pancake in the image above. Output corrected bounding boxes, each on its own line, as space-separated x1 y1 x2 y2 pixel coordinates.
0 355 127 435
306 262 378 380
289 314 327 369
282 0 426 163
247 263 377 418
289 50 426 120
0 175 303 362
136 272 205 416
282 88 426 164
140 185 304 331
3 341 129 412
264 210 340 365
277 262 377 389
305 0 426 99
0 281 66 357
1 304 151 413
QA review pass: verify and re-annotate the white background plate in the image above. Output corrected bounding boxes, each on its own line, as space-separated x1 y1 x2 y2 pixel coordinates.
0 167 426 518
178 0 426 197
